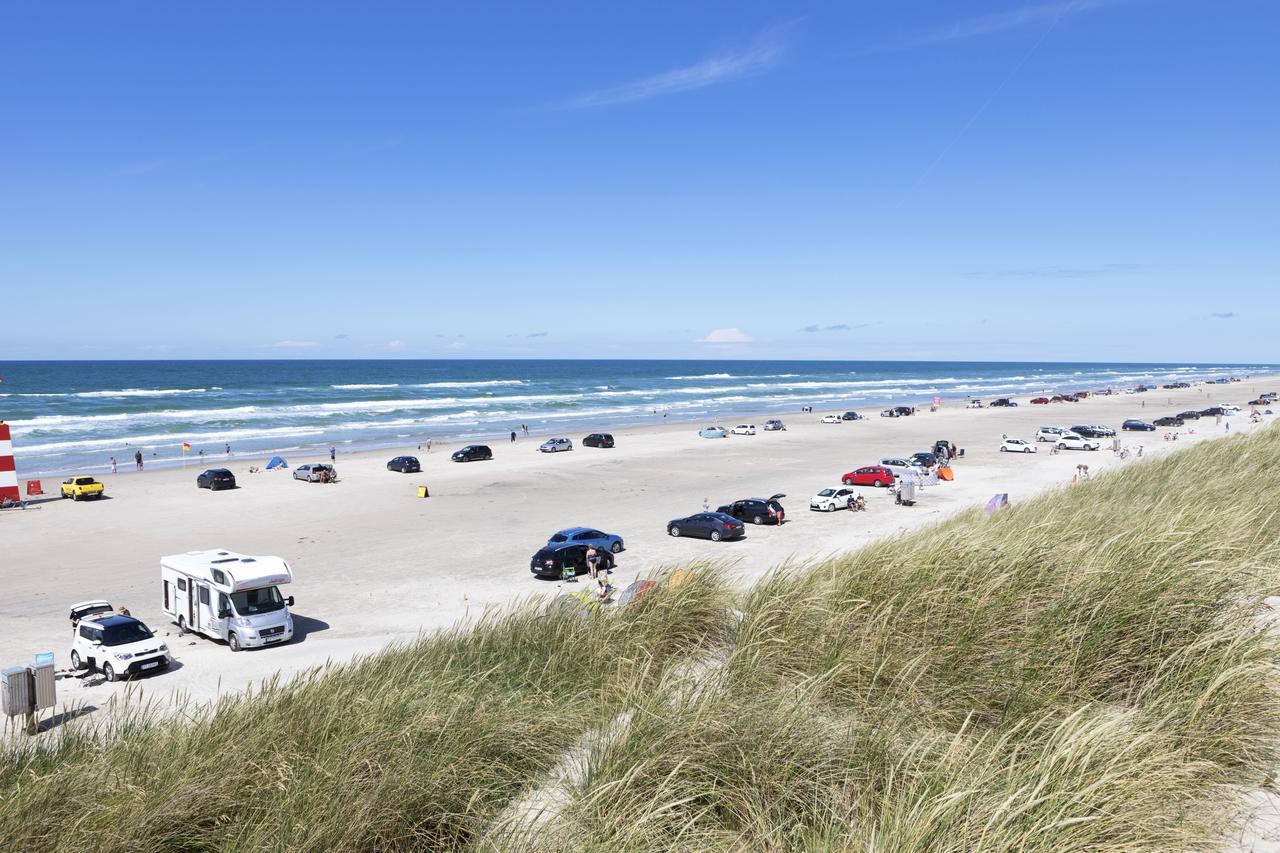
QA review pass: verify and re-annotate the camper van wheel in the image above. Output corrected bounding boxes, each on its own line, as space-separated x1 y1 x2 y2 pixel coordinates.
177 616 187 635
102 663 118 682
228 632 242 652
70 650 84 670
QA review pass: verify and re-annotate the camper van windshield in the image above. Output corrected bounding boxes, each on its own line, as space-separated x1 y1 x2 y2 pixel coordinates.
231 586 285 615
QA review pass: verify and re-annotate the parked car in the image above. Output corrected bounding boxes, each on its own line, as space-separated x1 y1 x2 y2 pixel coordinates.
990 398 1017 407
1068 425 1107 439
583 433 615 448
1199 407 1227 417
966 400 984 408
61 476 105 500
1030 397 1050 405
1248 398 1269 406
893 406 915 417
1056 433 1101 451
1000 438 1037 453
879 457 920 478
821 414 842 424
717 494 786 525
196 468 237 490
1036 427 1068 442
293 464 336 482
699 426 729 438
841 466 895 488
452 445 493 462
1153 416 1185 427
386 456 420 473
1122 419 1156 431
539 437 573 453
879 409 898 418
529 542 616 579
547 527 625 554
731 424 757 435
1220 404 1241 414
1176 410 1202 420
666 512 745 541
810 486 860 512
1084 424 1116 436
841 411 861 421
911 451 938 469
762 419 786 431
69 601 170 682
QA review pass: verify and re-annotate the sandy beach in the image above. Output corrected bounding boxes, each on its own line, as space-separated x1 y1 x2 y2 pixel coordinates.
3 378 1277 717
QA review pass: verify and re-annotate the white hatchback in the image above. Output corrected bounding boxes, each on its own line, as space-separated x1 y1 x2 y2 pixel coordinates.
731 424 756 435
820 414 841 424
810 486 859 512
1000 438 1037 453
1056 433 1100 451
1036 427 1068 442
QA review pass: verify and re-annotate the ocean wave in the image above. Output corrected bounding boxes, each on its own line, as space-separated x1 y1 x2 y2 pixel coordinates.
409 380 526 388
74 388 207 398
667 373 735 380
16 425 330 456
330 383 400 390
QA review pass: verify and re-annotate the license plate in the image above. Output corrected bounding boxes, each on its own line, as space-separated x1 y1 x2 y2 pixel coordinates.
265 637 282 643
140 661 159 670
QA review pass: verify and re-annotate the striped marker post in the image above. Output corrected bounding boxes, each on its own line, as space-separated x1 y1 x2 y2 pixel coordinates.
0 423 18 504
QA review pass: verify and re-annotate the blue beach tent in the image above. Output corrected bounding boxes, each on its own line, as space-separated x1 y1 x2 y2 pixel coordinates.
266 456 288 470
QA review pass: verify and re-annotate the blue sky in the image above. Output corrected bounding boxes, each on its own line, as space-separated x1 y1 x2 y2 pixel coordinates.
2 1 1276 361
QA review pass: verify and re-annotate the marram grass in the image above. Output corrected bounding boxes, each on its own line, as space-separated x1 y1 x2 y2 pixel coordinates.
3 428 1278 851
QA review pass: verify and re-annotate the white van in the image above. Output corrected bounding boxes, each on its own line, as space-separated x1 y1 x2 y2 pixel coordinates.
161 549 295 651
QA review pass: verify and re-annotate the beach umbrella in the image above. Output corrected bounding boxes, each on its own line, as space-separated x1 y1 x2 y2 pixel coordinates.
984 493 1009 515
617 580 656 607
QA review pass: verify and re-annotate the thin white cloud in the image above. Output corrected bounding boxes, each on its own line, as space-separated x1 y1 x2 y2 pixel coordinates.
699 327 754 344
884 0 1128 51
267 340 320 349
386 340 406 349
562 24 792 109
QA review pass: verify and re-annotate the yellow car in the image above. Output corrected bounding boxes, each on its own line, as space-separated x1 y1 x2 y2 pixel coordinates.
61 477 105 501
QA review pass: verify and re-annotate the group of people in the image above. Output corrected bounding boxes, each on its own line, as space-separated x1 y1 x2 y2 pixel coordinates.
563 544 612 602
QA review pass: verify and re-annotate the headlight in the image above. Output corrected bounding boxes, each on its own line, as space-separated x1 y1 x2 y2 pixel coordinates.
114 652 133 660
235 617 252 627
158 643 168 652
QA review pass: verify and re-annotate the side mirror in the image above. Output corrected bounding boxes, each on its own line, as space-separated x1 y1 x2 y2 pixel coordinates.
218 608 231 619
286 596 295 607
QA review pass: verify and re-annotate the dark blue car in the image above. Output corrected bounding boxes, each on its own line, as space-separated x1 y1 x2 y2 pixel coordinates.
548 527 625 554
1122 419 1156 431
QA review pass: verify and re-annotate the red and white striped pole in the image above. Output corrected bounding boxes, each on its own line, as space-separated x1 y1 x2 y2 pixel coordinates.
0 422 18 503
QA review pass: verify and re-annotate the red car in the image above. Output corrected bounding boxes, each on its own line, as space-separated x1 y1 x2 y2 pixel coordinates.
841 465 896 488
1030 397 1050 405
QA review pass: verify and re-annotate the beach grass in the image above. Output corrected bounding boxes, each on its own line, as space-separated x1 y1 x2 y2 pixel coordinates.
2 428 1278 851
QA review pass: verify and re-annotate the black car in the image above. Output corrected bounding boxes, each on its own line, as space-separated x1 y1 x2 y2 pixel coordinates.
841 411 861 421
1176 410 1202 420
452 444 493 462
990 398 1015 407
387 456 421 473
1153 416 1185 427
583 433 615 448
1069 425 1106 438
1199 407 1227 417
717 494 786 526
196 468 236 490
911 451 937 468
1122 419 1156 431
529 542 616 579
894 406 915 416
667 512 745 541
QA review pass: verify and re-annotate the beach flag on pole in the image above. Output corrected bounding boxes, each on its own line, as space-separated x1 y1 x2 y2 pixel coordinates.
0 422 20 504
183 442 191 452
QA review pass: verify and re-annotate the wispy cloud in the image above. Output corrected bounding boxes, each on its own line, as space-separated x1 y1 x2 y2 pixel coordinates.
526 331 549 338
266 340 320 349
802 322 873 333
699 327 753 344
1210 311 1237 319
967 263 1156 279
386 340 405 349
334 333 349 340
878 0 1128 52
561 23 792 109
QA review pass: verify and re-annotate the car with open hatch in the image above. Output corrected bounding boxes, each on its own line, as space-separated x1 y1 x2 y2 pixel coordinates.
69 600 171 682
293 463 337 482
716 494 786 525
529 542 616 579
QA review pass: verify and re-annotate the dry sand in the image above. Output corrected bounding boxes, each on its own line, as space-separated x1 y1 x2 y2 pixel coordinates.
2 378 1276 719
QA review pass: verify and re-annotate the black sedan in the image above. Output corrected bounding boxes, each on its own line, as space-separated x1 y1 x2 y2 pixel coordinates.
583 433 615 448
841 411 861 421
990 398 1016 407
1122 419 1156 431
387 456 421 473
530 542 616 579
717 494 786 525
1154 416 1185 427
196 468 236 490
1069 425 1107 438
1176 411 1202 420
452 444 493 462
1199 407 1227 417
911 451 938 468
667 512 745 541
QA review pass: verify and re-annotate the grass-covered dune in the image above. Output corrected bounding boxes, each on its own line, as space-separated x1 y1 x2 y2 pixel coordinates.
3 428 1279 851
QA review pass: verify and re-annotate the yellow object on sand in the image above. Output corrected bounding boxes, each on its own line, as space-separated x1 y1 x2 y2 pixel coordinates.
670 568 690 589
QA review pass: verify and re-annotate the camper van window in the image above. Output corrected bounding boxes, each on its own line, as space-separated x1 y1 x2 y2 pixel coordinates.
164 581 170 610
212 569 227 586
198 587 210 606
177 578 187 592
218 592 231 613
231 586 286 615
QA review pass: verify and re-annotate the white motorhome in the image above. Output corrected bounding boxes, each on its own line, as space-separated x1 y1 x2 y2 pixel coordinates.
161 549 295 651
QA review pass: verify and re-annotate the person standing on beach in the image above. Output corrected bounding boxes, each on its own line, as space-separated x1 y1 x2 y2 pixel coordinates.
329 445 336 462
511 430 517 443
110 457 117 474
134 450 143 471
427 438 432 453
702 497 710 512
225 443 231 456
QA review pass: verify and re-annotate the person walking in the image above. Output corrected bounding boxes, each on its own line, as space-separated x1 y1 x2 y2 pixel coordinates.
702 497 710 512
110 456 117 474
511 430 517 443
426 438 432 453
134 449 143 471
329 445 336 463
225 443 231 456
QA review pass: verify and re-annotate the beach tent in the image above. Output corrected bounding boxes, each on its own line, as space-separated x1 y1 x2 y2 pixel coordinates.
617 579 657 607
984 493 1009 515
266 456 288 470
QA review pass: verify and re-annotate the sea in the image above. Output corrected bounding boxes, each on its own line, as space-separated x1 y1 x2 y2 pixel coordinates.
1 360 1272 477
